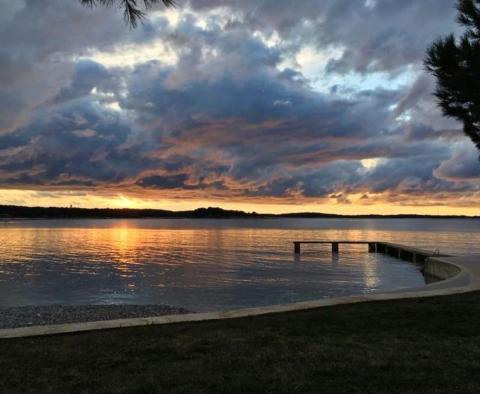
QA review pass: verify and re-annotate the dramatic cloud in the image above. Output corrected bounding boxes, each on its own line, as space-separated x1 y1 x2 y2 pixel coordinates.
0 0 478 212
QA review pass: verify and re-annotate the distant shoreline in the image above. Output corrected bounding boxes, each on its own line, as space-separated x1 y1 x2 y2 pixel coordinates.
0 205 478 220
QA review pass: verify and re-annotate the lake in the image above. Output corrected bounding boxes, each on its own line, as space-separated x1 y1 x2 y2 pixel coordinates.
0 218 479 311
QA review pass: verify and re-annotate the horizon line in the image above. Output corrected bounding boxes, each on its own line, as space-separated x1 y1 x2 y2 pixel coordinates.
1 204 479 219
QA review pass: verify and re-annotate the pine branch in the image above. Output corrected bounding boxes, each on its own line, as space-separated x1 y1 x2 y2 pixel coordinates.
80 0 176 27
425 0 480 155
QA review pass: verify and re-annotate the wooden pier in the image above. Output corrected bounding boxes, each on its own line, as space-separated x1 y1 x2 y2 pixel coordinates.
293 241 450 263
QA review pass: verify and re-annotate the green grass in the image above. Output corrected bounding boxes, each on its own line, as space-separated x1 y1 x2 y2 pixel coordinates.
2 292 480 393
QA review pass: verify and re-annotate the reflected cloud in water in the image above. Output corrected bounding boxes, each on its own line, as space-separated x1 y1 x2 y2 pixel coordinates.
0 218 479 311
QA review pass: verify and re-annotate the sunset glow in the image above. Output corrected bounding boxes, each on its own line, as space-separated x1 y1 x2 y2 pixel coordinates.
0 1 479 215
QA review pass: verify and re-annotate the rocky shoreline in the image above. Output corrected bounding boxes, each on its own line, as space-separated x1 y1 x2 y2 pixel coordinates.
0 305 192 330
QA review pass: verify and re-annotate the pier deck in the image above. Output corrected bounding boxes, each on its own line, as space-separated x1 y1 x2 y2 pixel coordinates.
292 240 451 263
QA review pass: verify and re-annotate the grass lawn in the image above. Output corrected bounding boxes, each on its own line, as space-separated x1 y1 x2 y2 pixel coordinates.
2 292 480 394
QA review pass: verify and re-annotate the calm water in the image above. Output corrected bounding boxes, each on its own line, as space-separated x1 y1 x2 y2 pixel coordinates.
0 218 479 311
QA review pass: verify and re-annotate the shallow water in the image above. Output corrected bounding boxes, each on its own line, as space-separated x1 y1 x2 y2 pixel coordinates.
0 218 479 311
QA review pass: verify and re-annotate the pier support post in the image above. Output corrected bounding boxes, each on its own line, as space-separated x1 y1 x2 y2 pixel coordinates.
294 242 301 254
413 252 417 263
332 242 339 254
368 243 376 253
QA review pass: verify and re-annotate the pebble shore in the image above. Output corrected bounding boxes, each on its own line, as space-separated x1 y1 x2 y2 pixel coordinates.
0 305 192 329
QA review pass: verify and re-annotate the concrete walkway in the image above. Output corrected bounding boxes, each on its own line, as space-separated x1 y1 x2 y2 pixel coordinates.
0 245 478 339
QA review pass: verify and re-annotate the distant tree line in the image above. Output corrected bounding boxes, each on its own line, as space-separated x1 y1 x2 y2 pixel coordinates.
0 205 476 219
0 206 257 219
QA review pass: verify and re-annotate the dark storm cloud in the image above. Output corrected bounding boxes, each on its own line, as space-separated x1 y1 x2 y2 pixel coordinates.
0 97 155 187
434 143 480 182
136 174 190 189
136 173 227 190
52 60 118 104
186 0 459 74
0 0 155 132
0 0 478 204
252 161 363 198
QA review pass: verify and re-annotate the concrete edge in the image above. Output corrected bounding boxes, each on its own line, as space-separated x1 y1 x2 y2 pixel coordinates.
1 248 478 340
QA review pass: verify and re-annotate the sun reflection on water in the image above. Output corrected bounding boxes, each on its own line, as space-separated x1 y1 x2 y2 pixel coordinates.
0 218 478 310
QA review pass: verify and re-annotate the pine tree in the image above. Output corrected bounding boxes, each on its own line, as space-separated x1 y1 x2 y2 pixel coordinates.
80 0 175 27
425 0 480 153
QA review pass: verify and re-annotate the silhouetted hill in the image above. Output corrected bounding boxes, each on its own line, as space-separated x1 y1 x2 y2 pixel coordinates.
0 205 257 219
0 205 478 219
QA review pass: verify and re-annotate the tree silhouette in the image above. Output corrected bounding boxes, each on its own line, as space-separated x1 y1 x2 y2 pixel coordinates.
425 0 480 153
80 0 176 27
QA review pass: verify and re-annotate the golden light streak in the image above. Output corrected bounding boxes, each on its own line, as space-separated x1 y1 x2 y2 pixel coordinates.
0 189 478 216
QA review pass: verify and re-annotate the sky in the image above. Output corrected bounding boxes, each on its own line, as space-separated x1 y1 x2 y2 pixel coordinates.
0 0 479 215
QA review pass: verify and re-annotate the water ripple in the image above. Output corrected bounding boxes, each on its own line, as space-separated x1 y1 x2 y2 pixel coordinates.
0 218 479 311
